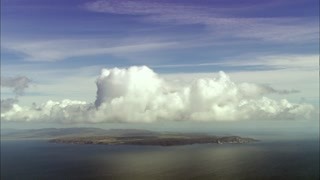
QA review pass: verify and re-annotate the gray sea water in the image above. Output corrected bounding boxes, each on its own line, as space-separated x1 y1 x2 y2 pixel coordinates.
1 139 319 180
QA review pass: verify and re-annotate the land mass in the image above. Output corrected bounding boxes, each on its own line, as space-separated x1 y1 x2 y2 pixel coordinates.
1 128 258 146
49 134 257 146
1 128 156 139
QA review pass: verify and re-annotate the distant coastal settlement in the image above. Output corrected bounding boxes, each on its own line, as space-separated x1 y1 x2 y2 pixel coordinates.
50 135 258 146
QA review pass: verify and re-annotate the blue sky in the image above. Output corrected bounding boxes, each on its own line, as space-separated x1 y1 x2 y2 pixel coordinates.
2 0 318 68
0 0 319 127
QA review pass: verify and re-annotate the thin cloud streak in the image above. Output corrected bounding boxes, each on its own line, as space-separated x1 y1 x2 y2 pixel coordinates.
3 39 178 61
2 1 317 62
85 0 318 43
151 55 319 71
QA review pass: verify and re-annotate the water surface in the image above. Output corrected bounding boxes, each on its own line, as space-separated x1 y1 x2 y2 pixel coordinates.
1 139 319 180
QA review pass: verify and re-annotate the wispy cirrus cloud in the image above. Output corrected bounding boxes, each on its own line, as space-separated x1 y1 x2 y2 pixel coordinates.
84 0 319 43
152 54 319 72
2 39 178 62
2 1 317 62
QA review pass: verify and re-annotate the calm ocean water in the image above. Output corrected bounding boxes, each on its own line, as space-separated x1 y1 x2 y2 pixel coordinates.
1 139 319 180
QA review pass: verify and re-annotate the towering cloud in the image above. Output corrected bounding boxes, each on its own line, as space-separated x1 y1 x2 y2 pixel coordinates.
0 66 314 123
1 76 32 113
1 76 31 96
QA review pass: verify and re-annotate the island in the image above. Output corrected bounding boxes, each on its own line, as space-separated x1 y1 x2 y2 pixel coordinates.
1 128 258 146
49 134 258 146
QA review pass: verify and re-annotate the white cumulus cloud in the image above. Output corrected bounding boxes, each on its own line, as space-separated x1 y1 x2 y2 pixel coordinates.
1 66 314 123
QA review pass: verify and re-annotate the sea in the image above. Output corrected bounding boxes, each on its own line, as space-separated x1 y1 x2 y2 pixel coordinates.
1 138 319 180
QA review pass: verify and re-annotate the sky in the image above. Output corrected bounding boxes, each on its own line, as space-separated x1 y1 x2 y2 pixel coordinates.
0 0 319 130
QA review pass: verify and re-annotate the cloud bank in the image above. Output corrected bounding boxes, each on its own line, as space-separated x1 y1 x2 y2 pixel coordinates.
1 66 314 123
